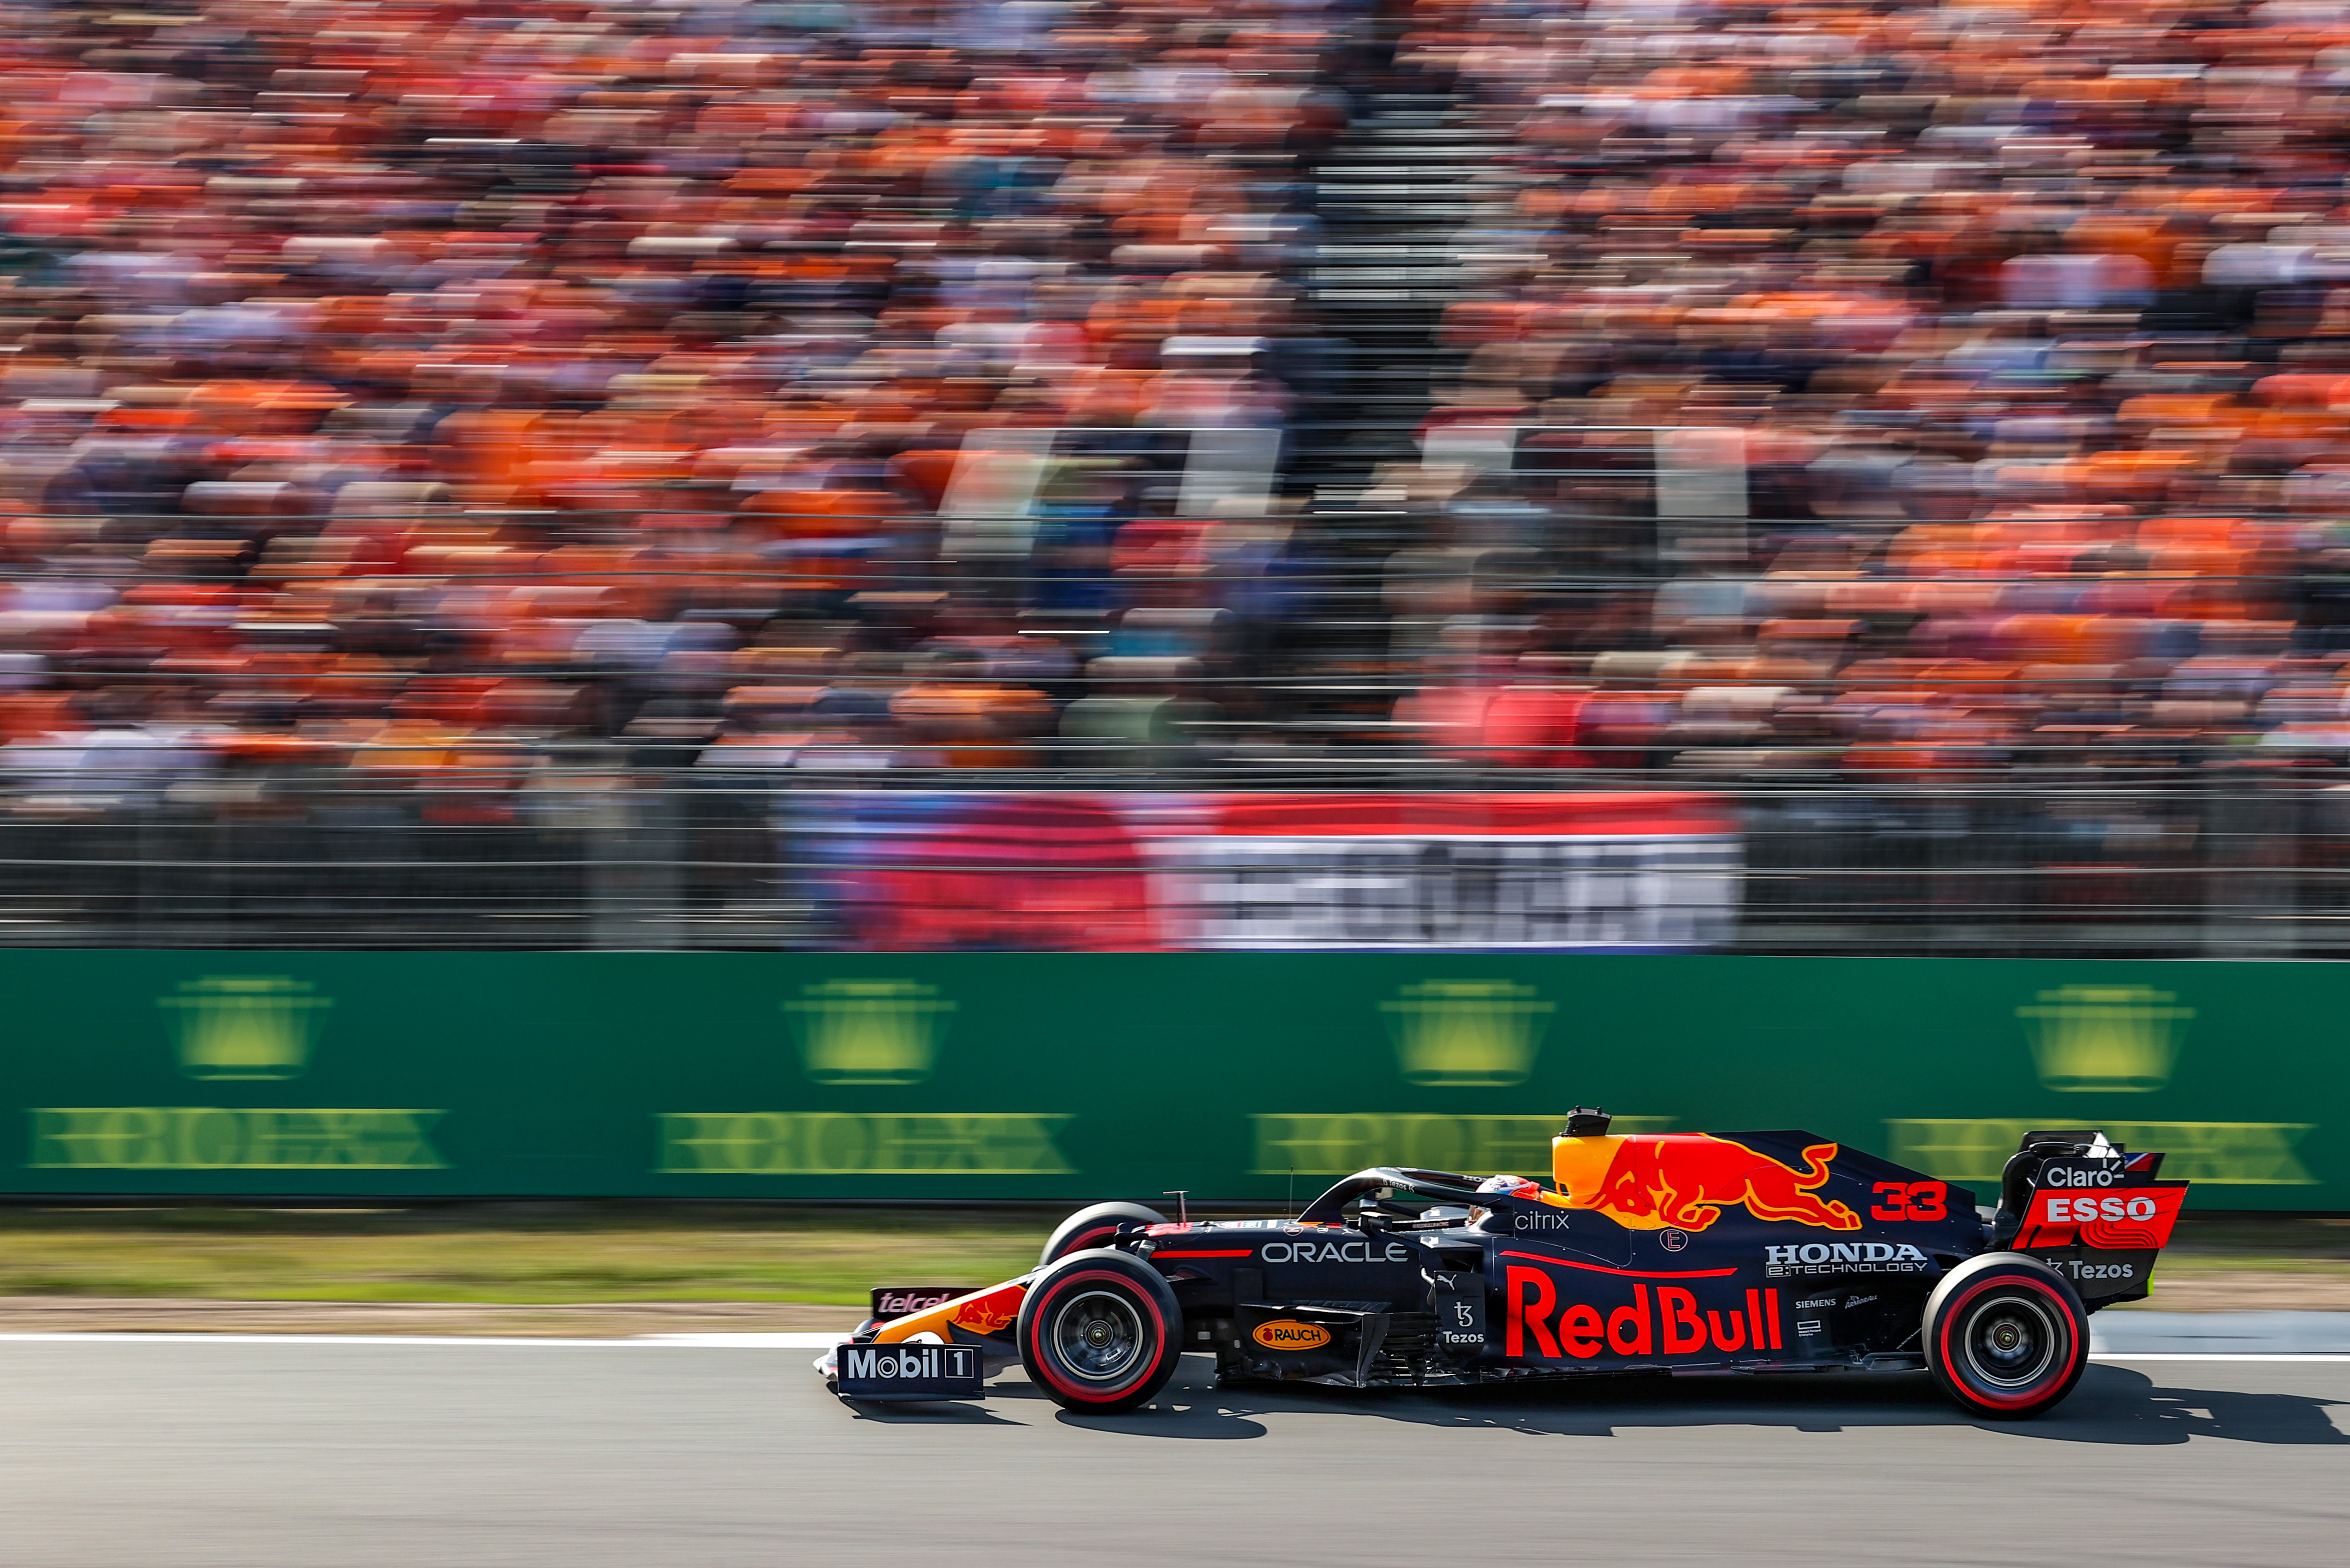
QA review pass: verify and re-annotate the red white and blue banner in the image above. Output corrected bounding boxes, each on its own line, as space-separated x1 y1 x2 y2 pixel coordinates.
795 792 1741 952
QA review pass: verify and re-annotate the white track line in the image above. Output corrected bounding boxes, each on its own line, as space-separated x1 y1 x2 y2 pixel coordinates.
0 1333 2341 1361
2090 1352 2350 1363
0 1331 850 1348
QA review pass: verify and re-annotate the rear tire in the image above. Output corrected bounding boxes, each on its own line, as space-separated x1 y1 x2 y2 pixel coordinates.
1924 1254 2089 1419
1016 1249 1182 1414
1039 1201 1165 1267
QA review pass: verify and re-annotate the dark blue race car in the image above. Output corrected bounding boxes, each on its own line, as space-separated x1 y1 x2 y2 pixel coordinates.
822 1113 2188 1421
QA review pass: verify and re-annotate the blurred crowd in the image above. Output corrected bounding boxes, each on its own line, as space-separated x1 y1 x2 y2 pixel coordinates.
0 0 1369 799
9 0 2350 804
1399 0 2350 781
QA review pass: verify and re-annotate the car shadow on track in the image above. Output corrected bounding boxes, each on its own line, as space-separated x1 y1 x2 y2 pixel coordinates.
840 1401 1027 1428
1027 1361 2350 1446
2012 1366 2350 1446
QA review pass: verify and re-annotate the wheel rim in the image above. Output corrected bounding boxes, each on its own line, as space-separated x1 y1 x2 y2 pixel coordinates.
1962 1294 2060 1389
1049 1290 1146 1383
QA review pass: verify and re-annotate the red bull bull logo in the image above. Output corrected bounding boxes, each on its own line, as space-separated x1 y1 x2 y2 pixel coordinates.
1550 1134 1861 1232
946 1288 1021 1337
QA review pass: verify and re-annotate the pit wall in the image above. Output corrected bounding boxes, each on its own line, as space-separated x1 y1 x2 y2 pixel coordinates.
4 953 2332 1209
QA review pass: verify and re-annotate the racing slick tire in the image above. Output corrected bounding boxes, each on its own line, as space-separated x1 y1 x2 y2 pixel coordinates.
1016 1248 1182 1415
1039 1202 1166 1267
1923 1253 2090 1420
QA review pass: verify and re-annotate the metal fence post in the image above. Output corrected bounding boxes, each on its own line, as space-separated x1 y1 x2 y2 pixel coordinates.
2203 769 2297 958
589 784 683 952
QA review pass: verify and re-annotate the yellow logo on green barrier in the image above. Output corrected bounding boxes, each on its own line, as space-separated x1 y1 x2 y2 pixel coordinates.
2016 984 2192 1092
1253 1113 1677 1177
29 1108 446 1170
1382 980 1553 1088
1885 1119 2314 1186
161 976 332 1081
787 980 956 1085
657 1113 1072 1174
23 975 446 1172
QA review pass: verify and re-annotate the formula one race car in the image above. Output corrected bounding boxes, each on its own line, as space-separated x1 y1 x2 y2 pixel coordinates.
819 1114 2188 1420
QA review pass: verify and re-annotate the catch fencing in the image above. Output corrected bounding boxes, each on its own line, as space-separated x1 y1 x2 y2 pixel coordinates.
0 769 2343 958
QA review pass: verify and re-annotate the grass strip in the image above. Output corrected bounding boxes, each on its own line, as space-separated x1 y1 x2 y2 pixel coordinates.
0 1206 1047 1306
0 1207 2338 1309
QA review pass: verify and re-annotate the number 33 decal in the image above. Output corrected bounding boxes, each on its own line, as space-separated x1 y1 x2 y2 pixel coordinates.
1870 1181 1947 1221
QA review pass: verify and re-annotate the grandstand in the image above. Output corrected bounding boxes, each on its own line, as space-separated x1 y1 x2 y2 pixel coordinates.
2 0 2349 954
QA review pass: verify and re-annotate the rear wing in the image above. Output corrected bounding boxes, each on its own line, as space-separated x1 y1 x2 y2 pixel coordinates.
1996 1129 2188 1307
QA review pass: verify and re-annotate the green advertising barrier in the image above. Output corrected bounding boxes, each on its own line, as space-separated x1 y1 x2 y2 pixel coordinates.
0 953 2339 1210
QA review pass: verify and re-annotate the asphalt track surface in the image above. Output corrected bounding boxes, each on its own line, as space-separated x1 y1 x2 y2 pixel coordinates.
1 1341 2345 1568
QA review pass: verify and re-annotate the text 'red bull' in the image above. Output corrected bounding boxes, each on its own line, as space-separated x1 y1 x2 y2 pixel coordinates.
1506 1267 1784 1360
1550 1134 1862 1232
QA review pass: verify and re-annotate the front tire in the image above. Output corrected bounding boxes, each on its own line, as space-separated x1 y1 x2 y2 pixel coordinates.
1016 1249 1182 1414
1039 1201 1165 1267
1923 1254 2089 1419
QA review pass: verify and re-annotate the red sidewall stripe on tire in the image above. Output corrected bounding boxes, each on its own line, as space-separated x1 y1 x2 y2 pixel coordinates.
1024 1270 1171 1405
1936 1275 2082 1410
